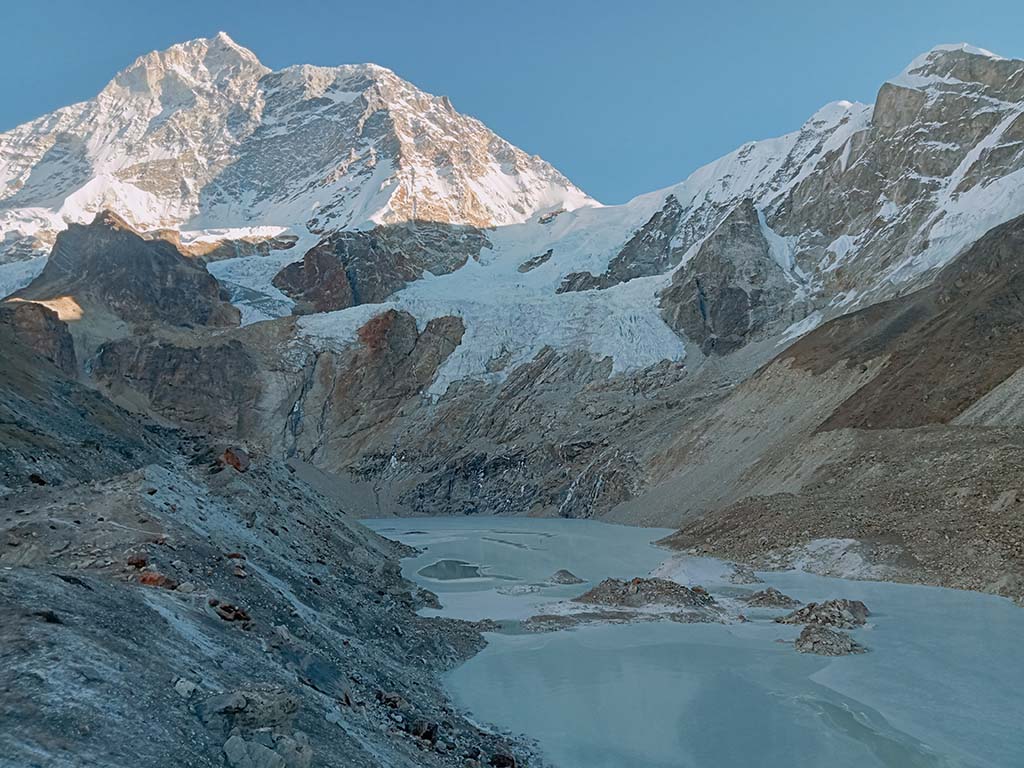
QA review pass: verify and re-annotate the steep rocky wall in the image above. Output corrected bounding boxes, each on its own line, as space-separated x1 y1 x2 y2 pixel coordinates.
272 223 489 314
15 211 240 330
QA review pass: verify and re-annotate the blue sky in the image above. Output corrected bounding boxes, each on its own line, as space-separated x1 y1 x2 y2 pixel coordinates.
3 0 1022 203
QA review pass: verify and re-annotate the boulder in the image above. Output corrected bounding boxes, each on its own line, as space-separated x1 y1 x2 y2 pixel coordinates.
138 572 178 590
744 587 801 608
214 603 251 622
795 625 867 656
548 569 585 585
222 447 251 473
407 718 439 743
776 599 869 628
223 735 286 768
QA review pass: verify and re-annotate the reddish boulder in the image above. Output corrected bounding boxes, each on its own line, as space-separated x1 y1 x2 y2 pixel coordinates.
139 572 178 589
221 447 251 472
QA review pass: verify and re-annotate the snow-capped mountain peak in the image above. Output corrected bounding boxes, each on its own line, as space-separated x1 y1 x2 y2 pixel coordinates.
0 33 594 264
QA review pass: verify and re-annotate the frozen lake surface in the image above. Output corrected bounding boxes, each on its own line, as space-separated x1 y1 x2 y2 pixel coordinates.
365 517 1024 768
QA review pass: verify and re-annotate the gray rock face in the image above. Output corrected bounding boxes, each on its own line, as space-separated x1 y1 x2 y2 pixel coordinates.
149 229 300 264
0 309 161 490
795 625 868 655
660 199 800 355
517 249 553 273
773 47 1024 305
94 337 261 434
273 223 488 314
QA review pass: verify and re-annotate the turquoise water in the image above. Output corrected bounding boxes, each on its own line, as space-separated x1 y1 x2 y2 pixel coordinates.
365 518 1024 768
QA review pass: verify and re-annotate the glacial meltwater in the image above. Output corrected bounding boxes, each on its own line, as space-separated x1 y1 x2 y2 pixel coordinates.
364 517 1024 768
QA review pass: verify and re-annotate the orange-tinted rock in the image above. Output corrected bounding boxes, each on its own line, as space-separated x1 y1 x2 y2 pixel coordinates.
139 572 178 589
221 447 250 472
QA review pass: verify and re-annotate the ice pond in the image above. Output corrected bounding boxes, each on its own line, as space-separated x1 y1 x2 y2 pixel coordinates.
364 517 1024 768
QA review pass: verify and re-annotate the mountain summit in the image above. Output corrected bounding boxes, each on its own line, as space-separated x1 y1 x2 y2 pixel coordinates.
0 33 594 263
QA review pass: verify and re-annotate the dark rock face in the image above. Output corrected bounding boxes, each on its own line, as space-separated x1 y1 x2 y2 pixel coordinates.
517 249 553 273
660 199 798 355
795 624 867 656
559 195 686 292
93 338 261 434
373 347 655 520
273 223 488 314
0 301 77 375
14 210 240 328
148 229 299 263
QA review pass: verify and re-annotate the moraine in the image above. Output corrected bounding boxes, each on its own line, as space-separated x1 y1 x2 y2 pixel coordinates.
365 517 1024 768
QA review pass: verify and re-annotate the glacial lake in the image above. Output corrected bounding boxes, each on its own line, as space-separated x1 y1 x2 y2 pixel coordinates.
364 517 1024 768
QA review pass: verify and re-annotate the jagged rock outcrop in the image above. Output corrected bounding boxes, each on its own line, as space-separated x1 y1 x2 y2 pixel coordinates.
777 599 870 628
148 229 300 263
0 300 77 375
13 211 239 329
548 569 585 585
660 199 801 355
362 347 662 519
573 577 715 608
0 304 158 490
743 587 801 608
272 223 488 314
517 249 553 273
285 310 465 463
795 625 867 656
770 46 1024 303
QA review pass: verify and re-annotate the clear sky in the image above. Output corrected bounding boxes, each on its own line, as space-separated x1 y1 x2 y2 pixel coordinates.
3 0 1023 204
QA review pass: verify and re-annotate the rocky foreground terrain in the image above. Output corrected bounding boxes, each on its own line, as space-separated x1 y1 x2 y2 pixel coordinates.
0 305 535 767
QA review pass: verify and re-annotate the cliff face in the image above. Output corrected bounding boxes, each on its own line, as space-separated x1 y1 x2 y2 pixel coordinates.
660 199 801 355
14 211 240 330
272 223 489 314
